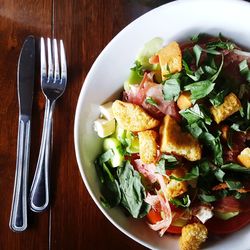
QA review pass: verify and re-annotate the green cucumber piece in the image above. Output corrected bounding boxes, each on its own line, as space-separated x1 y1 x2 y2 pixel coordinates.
103 138 124 167
214 211 239 220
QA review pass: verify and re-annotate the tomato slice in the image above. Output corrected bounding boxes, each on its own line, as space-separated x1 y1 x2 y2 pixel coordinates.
205 212 250 234
147 209 162 224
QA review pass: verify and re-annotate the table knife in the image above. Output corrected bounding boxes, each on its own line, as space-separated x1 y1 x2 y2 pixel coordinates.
9 36 35 232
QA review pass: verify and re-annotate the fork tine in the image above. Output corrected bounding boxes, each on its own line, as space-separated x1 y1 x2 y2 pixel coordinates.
53 39 60 82
40 38 47 82
47 38 53 82
60 40 67 83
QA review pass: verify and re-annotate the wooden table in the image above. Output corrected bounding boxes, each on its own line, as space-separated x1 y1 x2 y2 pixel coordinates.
0 0 171 249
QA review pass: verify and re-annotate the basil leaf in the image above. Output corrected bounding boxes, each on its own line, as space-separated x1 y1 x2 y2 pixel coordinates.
183 60 204 81
170 195 191 208
193 44 203 66
156 154 179 174
186 120 208 138
210 54 224 82
199 132 223 165
170 166 199 181
214 168 225 182
239 60 250 82
163 78 181 101
204 65 217 75
209 89 227 106
206 40 235 50
184 80 215 101
131 60 144 77
180 104 212 125
221 163 250 174
95 162 121 207
199 193 217 202
145 96 158 107
117 161 150 218
225 180 243 190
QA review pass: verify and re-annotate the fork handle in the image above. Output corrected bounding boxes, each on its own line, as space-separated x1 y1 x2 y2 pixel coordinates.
9 116 31 231
29 99 55 212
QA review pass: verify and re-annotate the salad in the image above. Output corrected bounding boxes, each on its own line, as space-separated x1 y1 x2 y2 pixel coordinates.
93 34 250 250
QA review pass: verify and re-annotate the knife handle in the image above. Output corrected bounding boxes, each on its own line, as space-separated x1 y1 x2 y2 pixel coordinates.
29 99 54 212
9 116 31 232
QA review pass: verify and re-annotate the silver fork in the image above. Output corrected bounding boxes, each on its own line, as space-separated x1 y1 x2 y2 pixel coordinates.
29 37 67 212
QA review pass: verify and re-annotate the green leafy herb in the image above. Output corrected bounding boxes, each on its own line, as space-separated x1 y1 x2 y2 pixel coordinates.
206 40 235 51
199 193 217 203
193 44 203 66
204 65 217 75
199 132 223 165
239 60 250 82
117 161 150 218
183 60 204 81
156 154 179 174
214 168 225 182
145 96 158 107
221 163 250 174
191 33 201 43
98 149 114 163
225 180 243 190
209 89 227 106
170 166 199 181
163 77 181 101
130 60 144 77
210 54 224 82
184 80 215 101
170 195 191 208
95 161 121 207
180 104 212 125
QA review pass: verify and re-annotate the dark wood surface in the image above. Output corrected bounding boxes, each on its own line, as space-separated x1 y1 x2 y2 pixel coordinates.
0 0 170 249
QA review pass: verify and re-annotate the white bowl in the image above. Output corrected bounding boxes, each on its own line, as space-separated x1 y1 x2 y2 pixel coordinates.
74 0 250 249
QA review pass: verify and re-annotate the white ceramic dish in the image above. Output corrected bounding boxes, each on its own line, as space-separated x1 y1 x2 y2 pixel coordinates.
74 0 250 249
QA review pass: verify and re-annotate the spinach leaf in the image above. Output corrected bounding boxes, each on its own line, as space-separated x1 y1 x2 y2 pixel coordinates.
221 163 250 174
199 132 223 165
95 161 121 207
170 195 191 208
184 80 215 101
117 161 150 218
163 78 181 101
145 96 158 107
156 154 179 174
170 166 199 181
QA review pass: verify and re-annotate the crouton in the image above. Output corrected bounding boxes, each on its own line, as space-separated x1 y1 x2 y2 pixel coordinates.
179 223 208 250
157 41 182 80
112 100 160 132
177 91 192 110
138 130 158 164
166 167 188 199
160 115 201 161
237 147 250 168
210 92 241 124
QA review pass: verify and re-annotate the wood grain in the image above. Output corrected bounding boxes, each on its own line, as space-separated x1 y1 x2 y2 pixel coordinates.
50 0 152 249
0 0 52 249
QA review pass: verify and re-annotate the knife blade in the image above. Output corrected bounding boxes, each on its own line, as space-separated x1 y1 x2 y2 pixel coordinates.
9 36 35 232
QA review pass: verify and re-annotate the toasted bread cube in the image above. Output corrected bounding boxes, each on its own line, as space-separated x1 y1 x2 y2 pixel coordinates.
210 92 241 124
112 100 160 132
138 130 158 164
160 115 201 161
179 223 208 250
237 147 250 168
177 91 192 110
157 41 182 80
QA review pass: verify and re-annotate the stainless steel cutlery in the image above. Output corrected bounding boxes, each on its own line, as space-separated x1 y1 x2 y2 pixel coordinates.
29 38 67 212
9 36 67 231
9 36 35 232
